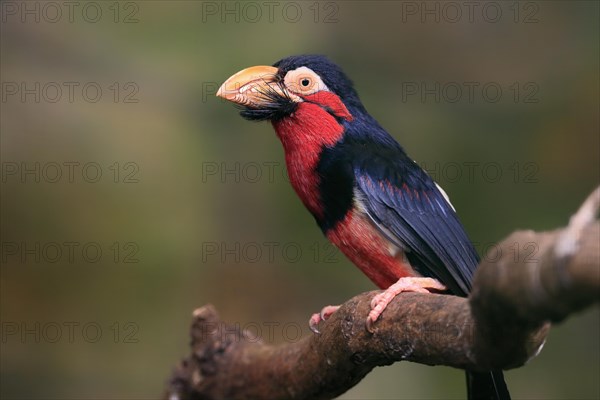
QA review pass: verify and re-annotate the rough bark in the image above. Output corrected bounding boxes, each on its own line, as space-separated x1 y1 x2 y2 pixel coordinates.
165 188 600 400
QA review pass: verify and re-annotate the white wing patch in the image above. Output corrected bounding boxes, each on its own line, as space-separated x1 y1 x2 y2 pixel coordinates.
435 183 456 212
353 188 370 215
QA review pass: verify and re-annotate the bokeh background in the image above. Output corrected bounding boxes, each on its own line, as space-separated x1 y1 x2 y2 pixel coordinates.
1 1 599 399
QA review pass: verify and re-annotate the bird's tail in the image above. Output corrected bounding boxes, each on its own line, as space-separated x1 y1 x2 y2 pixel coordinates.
466 370 511 400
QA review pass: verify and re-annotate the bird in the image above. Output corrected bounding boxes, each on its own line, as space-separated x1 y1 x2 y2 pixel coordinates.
216 54 510 400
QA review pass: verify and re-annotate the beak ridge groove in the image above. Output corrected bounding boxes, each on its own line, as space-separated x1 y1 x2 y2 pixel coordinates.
216 65 279 106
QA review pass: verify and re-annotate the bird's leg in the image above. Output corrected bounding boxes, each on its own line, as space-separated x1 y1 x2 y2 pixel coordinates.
366 277 446 332
309 305 340 334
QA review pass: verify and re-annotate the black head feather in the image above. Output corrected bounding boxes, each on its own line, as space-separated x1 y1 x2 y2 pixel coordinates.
274 55 365 113
239 55 366 121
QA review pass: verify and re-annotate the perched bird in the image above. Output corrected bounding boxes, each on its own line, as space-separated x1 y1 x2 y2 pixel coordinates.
217 55 510 400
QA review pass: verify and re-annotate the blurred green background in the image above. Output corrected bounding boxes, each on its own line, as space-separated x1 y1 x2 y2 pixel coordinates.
1 1 598 399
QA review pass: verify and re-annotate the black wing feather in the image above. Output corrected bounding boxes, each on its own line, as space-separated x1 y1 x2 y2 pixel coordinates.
351 144 479 296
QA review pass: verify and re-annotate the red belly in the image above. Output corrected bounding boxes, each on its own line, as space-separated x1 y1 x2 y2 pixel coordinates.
326 209 417 289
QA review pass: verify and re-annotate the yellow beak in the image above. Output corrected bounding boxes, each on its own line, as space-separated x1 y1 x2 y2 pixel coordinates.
216 65 280 107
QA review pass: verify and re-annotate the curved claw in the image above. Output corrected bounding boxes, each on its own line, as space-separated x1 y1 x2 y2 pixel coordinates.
320 309 328 321
308 305 341 335
365 315 376 334
365 303 384 334
309 313 322 334
320 305 340 321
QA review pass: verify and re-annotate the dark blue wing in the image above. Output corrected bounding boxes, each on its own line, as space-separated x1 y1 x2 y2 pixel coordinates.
351 143 479 296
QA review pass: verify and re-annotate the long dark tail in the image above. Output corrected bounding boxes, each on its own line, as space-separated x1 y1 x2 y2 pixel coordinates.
466 370 511 400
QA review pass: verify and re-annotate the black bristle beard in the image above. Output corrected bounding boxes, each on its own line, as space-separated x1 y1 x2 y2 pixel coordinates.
238 82 298 121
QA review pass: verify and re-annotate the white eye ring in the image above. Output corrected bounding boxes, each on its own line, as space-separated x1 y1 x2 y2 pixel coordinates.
283 66 329 96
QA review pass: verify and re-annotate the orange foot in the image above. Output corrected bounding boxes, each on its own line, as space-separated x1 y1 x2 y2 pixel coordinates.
309 305 340 334
366 277 446 333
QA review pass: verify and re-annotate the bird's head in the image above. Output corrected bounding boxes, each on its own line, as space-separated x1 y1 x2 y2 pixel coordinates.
216 55 364 123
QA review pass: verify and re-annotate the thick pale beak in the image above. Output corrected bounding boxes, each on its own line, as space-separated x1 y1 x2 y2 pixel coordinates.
216 65 280 107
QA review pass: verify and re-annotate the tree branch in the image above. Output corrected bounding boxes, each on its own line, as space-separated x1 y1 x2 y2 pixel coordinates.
165 187 600 400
